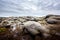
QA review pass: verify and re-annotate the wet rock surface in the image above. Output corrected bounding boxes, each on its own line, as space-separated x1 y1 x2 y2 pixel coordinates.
0 15 60 40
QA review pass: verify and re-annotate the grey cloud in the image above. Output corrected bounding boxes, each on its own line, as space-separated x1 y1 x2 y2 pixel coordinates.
0 0 60 17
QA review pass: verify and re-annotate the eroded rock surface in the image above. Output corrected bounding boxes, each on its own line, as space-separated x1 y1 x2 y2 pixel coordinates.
0 15 60 40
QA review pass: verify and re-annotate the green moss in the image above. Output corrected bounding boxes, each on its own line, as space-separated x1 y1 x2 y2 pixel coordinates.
0 28 6 33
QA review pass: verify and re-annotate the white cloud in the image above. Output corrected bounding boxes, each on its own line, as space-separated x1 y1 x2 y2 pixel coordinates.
0 0 60 17
28 0 32 1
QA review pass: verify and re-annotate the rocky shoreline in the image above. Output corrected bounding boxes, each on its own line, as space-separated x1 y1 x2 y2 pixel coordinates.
0 15 60 40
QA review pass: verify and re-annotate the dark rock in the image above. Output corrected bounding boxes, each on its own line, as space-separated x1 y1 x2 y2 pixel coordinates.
45 15 60 24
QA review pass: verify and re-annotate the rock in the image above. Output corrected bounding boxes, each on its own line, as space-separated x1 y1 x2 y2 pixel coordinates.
0 17 3 23
0 15 60 40
45 15 54 19
46 19 57 24
23 21 50 37
19 18 26 22
45 15 60 24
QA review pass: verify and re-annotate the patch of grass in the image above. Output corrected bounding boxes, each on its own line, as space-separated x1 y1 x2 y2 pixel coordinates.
0 28 7 33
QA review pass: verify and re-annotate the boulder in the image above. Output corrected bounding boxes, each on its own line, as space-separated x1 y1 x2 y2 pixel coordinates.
23 21 50 37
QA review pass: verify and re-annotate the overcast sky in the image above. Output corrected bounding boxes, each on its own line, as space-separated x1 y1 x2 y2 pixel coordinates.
0 0 60 17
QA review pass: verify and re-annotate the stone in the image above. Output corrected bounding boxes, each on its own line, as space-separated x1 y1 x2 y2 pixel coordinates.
45 15 60 24
23 21 50 37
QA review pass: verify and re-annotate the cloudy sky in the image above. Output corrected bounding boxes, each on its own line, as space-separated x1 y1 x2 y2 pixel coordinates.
0 0 60 17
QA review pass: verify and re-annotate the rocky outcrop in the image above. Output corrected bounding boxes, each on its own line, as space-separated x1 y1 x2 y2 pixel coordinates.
0 15 60 40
